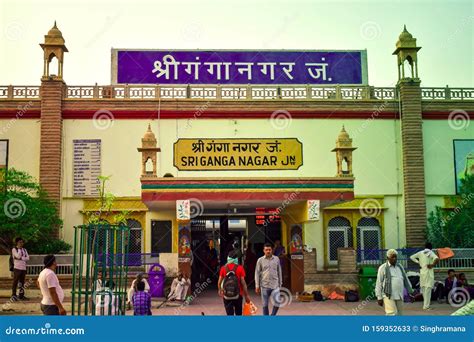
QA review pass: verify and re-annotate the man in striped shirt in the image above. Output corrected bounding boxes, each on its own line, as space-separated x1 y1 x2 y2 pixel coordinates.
11 237 29 301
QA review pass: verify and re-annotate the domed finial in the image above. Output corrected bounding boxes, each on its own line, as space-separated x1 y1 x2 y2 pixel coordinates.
403 24 407 32
53 20 57 28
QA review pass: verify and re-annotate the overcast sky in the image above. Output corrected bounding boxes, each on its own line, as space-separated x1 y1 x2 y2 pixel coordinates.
0 0 472 87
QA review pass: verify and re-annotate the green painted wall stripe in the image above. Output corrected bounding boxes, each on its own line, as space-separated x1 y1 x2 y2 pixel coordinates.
142 183 353 190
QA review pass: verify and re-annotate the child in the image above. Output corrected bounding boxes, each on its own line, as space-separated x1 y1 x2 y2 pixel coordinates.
95 280 120 315
132 281 152 315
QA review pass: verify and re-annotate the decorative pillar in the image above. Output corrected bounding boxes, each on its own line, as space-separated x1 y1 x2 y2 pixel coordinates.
332 126 357 177
39 22 68 237
137 124 161 178
393 26 426 247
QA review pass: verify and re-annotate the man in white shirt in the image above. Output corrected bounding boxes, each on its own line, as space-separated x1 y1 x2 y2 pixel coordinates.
410 242 439 310
375 249 413 315
11 237 29 301
37 255 66 315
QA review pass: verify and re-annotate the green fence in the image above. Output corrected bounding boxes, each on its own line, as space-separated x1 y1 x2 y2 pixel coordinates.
71 224 130 316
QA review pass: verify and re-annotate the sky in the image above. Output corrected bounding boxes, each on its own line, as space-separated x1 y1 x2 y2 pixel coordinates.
0 0 472 87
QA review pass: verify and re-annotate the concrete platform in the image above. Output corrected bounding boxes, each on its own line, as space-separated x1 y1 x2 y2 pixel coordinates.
1 289 460 316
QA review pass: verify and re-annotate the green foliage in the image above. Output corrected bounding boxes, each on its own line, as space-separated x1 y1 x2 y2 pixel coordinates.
0 168 70 254
27 239 71 255
85 175 130 224
426 174 474 248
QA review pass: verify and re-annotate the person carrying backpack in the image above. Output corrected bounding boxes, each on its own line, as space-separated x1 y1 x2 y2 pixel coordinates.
218 250 250 315
10 237 29 301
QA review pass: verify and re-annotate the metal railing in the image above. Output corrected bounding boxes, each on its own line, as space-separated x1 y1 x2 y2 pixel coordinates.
96 253 159 268
357 248 474 270
23 253 159 276
24 254 77 275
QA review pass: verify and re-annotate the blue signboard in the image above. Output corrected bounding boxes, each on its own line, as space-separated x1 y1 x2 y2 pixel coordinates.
112 49 368 85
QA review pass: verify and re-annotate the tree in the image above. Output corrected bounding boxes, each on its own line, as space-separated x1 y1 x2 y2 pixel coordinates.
0 168 70 254
427 174 474 248
85 175 130 224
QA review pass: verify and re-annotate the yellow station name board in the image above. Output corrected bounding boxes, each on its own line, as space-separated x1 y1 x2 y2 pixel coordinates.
174 138 303 171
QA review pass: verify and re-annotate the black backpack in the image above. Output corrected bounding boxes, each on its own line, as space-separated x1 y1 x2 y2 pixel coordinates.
9 248 17 272
312 290 323 301
344 290 359 302
222 264 240 300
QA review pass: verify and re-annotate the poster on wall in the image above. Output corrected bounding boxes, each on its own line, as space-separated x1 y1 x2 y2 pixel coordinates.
307 200 320 221
73 139 101 197
178 223 192 261
289 224 303 256
453 139 474 194
176 199 191 220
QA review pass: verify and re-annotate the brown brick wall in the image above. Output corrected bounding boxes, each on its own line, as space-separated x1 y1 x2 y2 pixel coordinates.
39 80 64 237
399 80 427 247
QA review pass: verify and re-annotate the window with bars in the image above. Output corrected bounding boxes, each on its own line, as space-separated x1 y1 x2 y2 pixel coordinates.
356 217 382 261
327 216 353 263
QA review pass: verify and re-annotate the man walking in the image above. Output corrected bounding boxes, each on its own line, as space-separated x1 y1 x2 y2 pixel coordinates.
410 242 439 310
11 237 29 301
375 249 413 316
255 243 283 316
218 251 250 315
37 255 66 315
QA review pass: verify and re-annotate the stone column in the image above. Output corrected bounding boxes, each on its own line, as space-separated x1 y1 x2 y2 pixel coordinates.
398 79 426 247
39 79 64 237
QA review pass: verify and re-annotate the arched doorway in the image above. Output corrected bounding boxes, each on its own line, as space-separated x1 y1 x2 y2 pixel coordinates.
356 217 381 261
327 216 353 266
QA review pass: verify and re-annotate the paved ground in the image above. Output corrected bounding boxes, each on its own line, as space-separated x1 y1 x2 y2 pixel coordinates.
0 289 460 316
